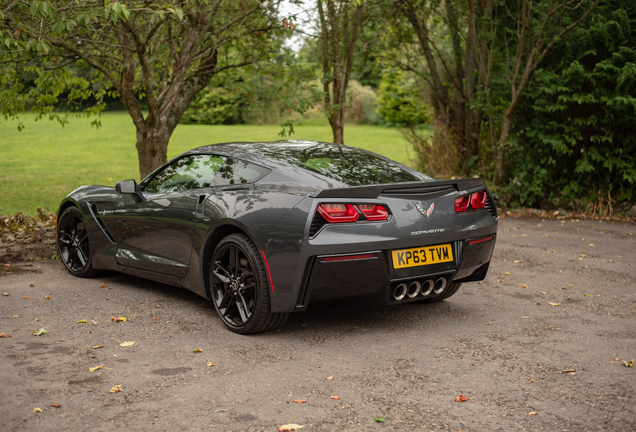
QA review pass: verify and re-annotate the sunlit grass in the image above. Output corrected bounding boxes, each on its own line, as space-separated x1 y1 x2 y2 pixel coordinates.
0 112 416 216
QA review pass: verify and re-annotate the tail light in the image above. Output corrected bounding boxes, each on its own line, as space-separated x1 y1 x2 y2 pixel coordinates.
455 190 489 213
454 195 470 212
470 191 487 209
317 204 359 223
357 204 389 221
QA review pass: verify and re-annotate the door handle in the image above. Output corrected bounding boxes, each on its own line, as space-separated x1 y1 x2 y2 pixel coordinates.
196 194 207 217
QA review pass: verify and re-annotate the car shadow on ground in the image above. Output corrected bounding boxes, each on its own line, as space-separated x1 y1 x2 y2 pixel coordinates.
89 269 468 337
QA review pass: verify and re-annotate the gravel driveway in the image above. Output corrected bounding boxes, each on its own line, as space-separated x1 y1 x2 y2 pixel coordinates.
1 216 635 431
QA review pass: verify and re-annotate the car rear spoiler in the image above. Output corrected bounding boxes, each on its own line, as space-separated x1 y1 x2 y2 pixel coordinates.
312 178 484 199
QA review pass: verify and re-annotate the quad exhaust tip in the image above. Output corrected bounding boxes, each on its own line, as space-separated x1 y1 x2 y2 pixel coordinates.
392 277 447 301
393 283 407 301
434 277 447 294
407 281 421 298
421 279 434 296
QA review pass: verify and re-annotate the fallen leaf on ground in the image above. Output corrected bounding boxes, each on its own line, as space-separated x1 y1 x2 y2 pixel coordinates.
23 296 29 299
624 359 634 368
30 284 34 287
540 292 547 295
99 283 107 288
504 272 510 275
2 293 9 296
156 305 161 308
485 323 491 325
45 296 50 300
89 364 104 372
374 417 386 423
543 254 549 257
548 302 561 306
613 357 621 361
33 328 48 336
50 404 60 408
278 424 304 431
207 359 215 367
585 294 595 297
32 408 42 413
562 369 575 373
514 260 523 263
0 332 11 338
119 341 135 347
92 345 104 349
522 316 529 319
529 379 534 383
521 284 528 288
76 294 80 297
326 376 333 380
455 395 469 402
331 396 341 400
292 399 307 404
478 282 482 284
214 409 226 412
193 347 202 353
3 264 9 267
109 384 122 393
92 320 97 325
110 316 126 322
528 411 537 415
77 319 87 324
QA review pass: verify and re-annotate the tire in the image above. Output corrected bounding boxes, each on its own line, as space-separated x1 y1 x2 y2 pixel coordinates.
57 206 100 277
419 282 462 303
210 233 289 334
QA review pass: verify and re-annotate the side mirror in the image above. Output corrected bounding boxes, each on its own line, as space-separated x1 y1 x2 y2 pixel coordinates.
115 179 146 203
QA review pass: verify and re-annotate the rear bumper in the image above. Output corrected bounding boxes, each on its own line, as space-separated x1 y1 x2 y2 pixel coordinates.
298 233 496 308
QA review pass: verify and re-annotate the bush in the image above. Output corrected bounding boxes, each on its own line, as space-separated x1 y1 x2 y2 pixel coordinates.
376 71 430 126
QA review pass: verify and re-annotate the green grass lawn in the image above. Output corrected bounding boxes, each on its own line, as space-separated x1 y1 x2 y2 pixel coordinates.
0 112 417 216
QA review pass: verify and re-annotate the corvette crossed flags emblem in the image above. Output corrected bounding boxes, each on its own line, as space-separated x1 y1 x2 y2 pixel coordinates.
415 202 434 219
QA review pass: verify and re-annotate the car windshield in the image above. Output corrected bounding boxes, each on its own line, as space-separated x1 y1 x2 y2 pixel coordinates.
250 142 421 186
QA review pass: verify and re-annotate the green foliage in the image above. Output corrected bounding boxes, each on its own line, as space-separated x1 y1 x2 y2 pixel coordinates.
181 49 323 126
500 0 636 208
346 80 381 125
376 71 430 126
180 74 245 125
0 112 411 216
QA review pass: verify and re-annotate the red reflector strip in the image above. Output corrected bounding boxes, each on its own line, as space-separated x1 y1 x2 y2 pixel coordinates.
260 250 274 292
322 254 375 262
469 236 494 245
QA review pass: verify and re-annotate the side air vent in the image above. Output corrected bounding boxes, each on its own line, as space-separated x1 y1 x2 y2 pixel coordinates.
484 194 497 219
87 203 116 244
309 212 327 237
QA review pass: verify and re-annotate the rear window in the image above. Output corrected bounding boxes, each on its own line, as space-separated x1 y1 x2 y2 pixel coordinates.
250 143 421 186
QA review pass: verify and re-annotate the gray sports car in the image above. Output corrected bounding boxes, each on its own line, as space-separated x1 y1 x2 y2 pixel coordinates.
57 140 497 334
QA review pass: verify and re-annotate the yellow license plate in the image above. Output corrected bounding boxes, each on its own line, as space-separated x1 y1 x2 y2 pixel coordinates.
391 243 454 269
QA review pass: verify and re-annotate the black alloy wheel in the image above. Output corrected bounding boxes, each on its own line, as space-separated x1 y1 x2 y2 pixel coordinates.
210 233 288 334
57 206 99 277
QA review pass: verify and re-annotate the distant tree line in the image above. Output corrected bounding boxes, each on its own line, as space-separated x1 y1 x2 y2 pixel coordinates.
1 0 634 213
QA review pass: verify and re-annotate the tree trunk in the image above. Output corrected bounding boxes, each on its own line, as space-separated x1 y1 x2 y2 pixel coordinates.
135 123 170 179
331 118 344 144
495 108 513 185
317 0 363 146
